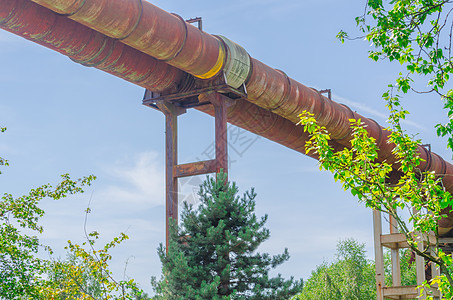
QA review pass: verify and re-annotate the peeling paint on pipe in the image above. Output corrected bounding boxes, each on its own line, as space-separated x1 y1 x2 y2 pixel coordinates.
28 0 453 190
0 0 346 163
30 0 226 79
4 0 453 235
0 0 182 92
197 94 346 161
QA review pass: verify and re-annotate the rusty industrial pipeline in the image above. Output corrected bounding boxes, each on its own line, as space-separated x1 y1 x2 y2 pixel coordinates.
27 0 453 187
0 0 348 163
0 0 184 92
30 0 225 79
3 0 453 234
26 0 453 231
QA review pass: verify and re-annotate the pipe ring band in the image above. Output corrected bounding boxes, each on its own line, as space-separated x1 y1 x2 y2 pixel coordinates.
118 0 143 41
420 146 432 172
162 13 188 62
269 69 291 113
70 36 109 65
72 39 116 69
313 89 326 121
63 0 87 17
335 104 356 141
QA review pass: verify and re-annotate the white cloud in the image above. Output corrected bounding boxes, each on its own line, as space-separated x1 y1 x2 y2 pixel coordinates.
35 152 168 292
97 151 165 209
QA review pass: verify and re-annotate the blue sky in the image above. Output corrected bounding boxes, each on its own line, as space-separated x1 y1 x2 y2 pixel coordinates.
0 0 451 294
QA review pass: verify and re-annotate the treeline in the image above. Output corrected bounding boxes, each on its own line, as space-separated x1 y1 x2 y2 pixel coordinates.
293 239 416 300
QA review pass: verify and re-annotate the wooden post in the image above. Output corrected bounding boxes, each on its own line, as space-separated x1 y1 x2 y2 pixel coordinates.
373 209 440 299
157 102 186 251
390 214 402 287
373 210 385 300
412 208 426 300
415 234 427 300
430 247 441 300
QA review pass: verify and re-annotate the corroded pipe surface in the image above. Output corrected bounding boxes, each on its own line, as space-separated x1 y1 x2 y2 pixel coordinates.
245 58 451 182
197 94 346 161
30 0 225 79
29 0 453 192
5 0 453 235
0 0 182 92
0 0 346 162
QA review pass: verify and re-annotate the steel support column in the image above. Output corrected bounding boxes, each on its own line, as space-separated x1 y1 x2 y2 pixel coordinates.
157 92 230 250
157 102 186 250
210 93 229 175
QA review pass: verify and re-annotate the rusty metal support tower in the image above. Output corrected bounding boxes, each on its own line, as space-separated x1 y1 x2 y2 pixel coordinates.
143 80 243 248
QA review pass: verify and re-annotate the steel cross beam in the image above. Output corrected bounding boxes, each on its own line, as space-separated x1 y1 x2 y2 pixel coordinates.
146 92 230 250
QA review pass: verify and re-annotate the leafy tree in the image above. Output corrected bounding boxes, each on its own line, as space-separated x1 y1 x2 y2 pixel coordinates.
294 238 376 300
299 112 452 298
298 2 453 297
41 231 145 299
134 291 152 300
293 239 416 300
152 172 303 299
338 0 453 150
0 126 147 299
0 171 95 299
44 252 104 299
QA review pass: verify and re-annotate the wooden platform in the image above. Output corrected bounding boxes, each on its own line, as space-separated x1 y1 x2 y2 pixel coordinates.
373 210 441 300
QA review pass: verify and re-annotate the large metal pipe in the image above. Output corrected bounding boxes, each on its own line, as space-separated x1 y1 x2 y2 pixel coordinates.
0 0 182 92
25 0 380 151
29 0 453 191
3 0 453 234
0 0 346 164
196 94 347 161
245 58 453 188
30 0 225 80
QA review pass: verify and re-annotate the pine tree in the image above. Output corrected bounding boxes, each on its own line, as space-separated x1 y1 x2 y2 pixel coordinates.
152 172 303 299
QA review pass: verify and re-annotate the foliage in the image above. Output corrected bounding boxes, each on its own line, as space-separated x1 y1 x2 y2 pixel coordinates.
299 110 453 298
338 0 453 150
384 248 417 287
44 253 104 299
41 231 145 299
152 172 303 299
0 126 147 299
0 171 95 299
293 239 376 300
293 239 416 300
333 0 453 297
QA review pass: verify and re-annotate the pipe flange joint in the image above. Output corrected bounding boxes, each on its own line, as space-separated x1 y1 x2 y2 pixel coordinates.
215 35 251 89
